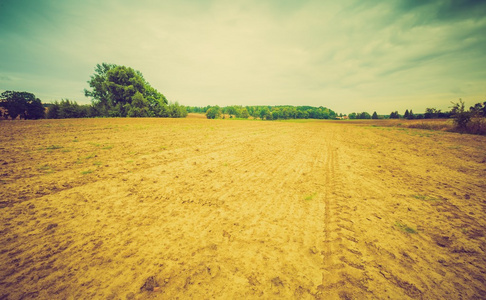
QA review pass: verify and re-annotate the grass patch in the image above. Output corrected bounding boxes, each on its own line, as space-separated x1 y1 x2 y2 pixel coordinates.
93 161 102 166
73 139 79 142
38 164 51 171
304 192 317 201
448 145 462 150
412 194 439 201
45 145 63 150
102 145 113 150
83 153 97 160
38 164 54 174
395 221 418 234
81 169 93 175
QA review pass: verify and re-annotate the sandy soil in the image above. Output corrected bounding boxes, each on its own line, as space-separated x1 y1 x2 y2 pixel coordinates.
0 117 485 299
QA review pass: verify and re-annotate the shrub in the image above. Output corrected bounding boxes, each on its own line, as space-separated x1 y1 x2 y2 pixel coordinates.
451 99 486 135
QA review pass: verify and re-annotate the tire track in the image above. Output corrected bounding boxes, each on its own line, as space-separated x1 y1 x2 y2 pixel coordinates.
317 134 371 299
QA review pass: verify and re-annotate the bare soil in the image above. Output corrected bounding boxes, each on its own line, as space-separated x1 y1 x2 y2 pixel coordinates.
1 117 485 299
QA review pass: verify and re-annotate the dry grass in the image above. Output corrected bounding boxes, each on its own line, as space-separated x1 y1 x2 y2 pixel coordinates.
332 119 455 132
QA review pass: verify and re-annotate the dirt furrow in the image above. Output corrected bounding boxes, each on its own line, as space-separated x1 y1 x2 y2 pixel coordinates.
1 118 485 299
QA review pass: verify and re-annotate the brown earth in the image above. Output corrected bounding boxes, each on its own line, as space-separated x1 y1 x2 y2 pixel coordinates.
0 117 485 299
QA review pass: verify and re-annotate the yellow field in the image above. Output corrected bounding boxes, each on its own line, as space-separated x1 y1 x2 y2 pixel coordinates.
1 117 485 299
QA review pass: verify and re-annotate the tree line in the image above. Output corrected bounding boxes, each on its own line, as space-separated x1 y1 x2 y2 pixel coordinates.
0 63 187 120
1 64 484 136
349 108 452 120
187 105 337 120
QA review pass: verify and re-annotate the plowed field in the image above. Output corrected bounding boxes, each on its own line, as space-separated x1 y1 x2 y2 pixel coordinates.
1 117 485 299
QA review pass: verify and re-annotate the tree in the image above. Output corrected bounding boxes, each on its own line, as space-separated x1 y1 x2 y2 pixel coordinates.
408 110 415 120
259 107 271 120
206 106 222 119
450 99 471 133
46 103 60 119
372 111 378 119
451 99 486 134
168 102 188 118
424 108 440 119
25 97 45 119
126 92 150 117
358 112 371 119
225 106 238 118
404 109 409 119
84 63 170 117
470 102 486 117
240 108 250 119
0 91 45 119
389 111 400 119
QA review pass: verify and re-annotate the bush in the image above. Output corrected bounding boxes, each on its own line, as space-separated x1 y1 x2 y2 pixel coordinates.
450 99 486 135
206 106 222 119
0 91 45 119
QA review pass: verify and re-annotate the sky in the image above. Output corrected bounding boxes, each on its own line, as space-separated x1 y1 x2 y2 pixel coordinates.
0 0 485 114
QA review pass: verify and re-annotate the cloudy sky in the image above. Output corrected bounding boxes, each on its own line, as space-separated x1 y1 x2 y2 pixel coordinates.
1 0 485 114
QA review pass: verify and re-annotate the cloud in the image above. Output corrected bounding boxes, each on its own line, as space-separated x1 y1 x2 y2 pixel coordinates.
0 0 485 113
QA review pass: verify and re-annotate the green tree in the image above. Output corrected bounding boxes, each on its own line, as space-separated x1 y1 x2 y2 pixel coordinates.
358 112 371 119
0 91 45 119
46 102 60 119
372 111 378 119
25 97 45 119
168 102 188 118
451 99 472 133
59 99 81 118
260 107 271 120
240 108 250 119
84 63 169 117
206 106 222 119
225 106 238 118
126 92 150 117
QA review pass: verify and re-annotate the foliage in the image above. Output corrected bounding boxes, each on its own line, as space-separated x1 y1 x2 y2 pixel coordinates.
84 63 177 118
389 111 400 119
372 111 378 119
46 99 96 119
404 109 415 120
348 111 371 119
395 221 418 234
198 105 336 120
424 108 450 119
450 99 486 135
240 108 250 119
206 106 222 119
0 91 45 119
470 101 486 117
167 102 188 118
450 99 471 132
